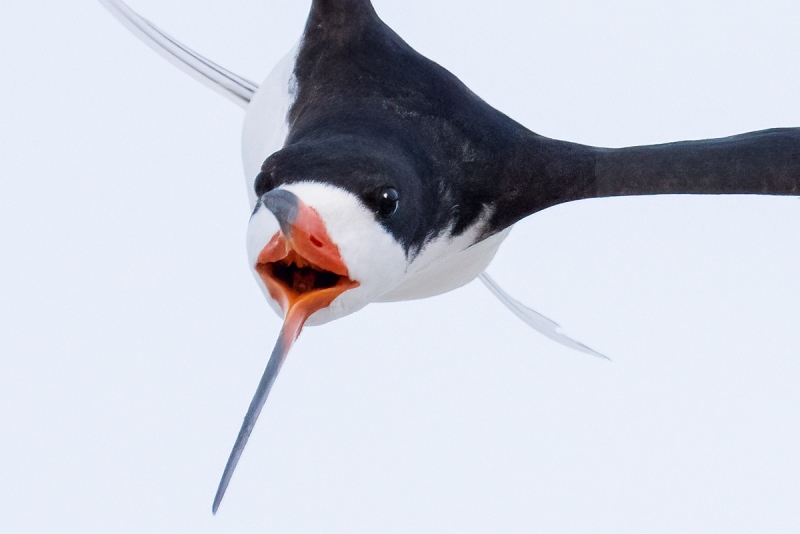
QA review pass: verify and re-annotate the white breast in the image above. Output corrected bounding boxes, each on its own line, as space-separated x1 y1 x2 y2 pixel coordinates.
379 224 512 302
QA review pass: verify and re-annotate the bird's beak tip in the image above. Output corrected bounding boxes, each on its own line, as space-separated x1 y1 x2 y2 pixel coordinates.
260 189 300 237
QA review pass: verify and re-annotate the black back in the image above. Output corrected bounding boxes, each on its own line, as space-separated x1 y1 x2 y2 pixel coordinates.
255 0 800 255
255 0 560 254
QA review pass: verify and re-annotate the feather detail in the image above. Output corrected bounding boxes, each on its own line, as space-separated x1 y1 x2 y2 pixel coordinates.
98 0 258 108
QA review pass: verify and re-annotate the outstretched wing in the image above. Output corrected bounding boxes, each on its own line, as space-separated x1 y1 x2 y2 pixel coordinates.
489 129 800 234
98 0 257 107
593 128 800 200
479 273 607 360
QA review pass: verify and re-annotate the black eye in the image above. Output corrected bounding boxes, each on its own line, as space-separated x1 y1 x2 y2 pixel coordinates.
376 187 399 218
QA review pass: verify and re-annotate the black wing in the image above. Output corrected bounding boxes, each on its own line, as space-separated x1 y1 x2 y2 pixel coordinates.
278 0 800 240
485 128 800 234
593 128 800 199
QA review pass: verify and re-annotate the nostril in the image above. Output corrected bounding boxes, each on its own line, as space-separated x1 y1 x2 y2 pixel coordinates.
309 235 323 247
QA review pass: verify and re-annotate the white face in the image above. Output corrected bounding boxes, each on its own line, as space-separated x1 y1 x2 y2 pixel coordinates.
246 181 408 326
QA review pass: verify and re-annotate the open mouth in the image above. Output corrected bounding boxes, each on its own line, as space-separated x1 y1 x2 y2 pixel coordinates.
215 188 361 515
256 249 357 307
253 221 360 317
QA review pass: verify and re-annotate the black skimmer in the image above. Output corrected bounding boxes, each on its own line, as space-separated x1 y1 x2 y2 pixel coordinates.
98 0 800 513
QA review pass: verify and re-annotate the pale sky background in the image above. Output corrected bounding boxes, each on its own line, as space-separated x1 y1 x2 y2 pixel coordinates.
2 0 800 532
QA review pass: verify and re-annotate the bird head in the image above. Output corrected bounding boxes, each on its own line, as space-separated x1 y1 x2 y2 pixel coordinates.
246 181 406 332
247 137 427 323
246 134 454 329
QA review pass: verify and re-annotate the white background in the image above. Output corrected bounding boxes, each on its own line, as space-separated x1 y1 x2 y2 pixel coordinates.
2 0 799 531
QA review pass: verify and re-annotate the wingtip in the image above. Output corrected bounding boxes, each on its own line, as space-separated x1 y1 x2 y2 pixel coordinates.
96 0 257 108
479 272 612 360
582 345 612 362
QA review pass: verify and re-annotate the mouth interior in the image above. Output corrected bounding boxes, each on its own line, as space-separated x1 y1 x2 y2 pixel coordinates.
257 250 346 296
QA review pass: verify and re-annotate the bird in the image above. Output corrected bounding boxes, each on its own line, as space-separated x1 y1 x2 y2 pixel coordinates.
98 0 800 514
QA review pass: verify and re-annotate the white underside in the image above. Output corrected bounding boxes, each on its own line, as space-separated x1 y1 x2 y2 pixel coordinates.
379 226 511 302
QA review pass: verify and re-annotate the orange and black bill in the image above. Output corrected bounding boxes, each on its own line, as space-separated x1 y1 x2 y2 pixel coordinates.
213 190 358 514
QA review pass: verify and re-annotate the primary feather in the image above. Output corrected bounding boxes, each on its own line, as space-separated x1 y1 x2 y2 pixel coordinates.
98 0 257 107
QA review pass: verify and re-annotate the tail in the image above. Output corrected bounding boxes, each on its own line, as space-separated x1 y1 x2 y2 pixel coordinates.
98 0 258 108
